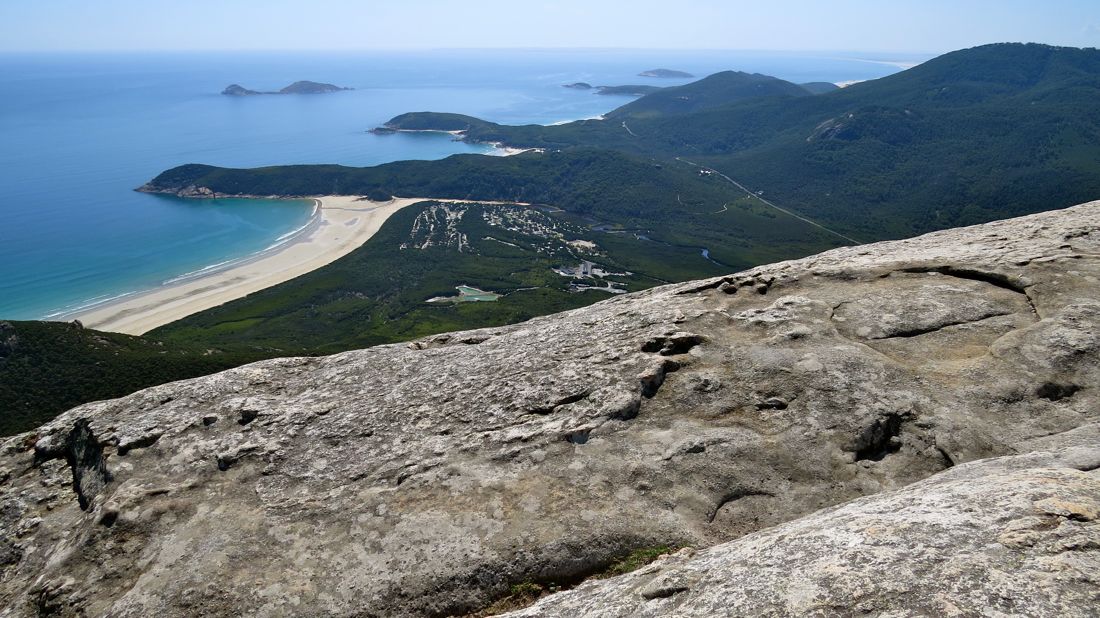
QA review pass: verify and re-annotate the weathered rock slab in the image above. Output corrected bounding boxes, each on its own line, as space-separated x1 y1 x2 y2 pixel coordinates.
504 448 1100 617
1 201 1099 616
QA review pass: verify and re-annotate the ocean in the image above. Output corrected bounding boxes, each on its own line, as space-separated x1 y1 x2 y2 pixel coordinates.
0 49 924 320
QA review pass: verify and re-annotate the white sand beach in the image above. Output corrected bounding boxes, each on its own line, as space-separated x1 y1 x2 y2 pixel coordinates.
68 196 421 335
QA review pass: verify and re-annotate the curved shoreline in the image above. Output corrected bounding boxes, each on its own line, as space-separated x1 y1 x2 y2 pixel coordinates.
46 199 321 321
65 196 422 335
371 127 539 156
163 198 322 287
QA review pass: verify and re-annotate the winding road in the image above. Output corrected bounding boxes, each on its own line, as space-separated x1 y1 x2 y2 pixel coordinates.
676 157 863 245
616 118 860 245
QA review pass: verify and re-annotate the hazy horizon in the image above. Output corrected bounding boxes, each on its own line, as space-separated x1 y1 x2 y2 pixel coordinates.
3 0 1098 54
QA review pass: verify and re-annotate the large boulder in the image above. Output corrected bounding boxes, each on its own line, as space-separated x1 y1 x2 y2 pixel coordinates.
1 201 1098 616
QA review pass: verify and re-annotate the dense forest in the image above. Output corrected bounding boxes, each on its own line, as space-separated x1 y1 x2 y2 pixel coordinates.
0 320 264 435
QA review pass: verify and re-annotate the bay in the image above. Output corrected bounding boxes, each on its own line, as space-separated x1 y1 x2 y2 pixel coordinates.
0 49 922 319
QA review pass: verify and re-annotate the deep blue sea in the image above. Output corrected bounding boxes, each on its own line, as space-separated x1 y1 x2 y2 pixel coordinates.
0 49 926 320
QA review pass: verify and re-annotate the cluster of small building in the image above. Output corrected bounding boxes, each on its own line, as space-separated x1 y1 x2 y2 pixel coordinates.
553 260 631 294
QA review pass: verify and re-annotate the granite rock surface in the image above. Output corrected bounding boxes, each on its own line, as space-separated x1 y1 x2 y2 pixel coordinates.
2 201 1099 616
504 448 1100 617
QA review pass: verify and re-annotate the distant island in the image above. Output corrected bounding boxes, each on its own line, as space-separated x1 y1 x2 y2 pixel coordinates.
562 82 661 96
639 68 694 78
221 80 353 96
595 85 663 96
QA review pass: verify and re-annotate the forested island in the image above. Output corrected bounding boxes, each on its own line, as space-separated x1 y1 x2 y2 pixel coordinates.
221 80 352 95
639 68 694 78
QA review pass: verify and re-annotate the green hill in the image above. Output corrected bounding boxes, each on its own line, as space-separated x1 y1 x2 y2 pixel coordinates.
370 44 1100 238
142 149 741 223
676 43 1100 235
375 112 487 132
605 71 812 119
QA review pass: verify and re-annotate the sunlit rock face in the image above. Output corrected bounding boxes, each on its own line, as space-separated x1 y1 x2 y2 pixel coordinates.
2 201 1099 617
505 448 1100 617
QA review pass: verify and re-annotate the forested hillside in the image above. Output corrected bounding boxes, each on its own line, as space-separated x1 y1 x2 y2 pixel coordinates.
364 43 1100 238
0 321 262 435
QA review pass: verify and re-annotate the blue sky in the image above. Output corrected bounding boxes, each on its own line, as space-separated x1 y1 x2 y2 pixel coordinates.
2 0 1098 53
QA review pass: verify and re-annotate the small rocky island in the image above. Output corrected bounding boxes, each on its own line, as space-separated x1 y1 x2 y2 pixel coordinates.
562 82 593 89
639 68 695 78
221 80 352 96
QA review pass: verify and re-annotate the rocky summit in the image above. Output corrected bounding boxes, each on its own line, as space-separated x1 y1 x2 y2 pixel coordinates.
3 201 1100 617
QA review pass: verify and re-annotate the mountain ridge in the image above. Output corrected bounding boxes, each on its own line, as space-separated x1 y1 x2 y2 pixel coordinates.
639 68 694 78
605 70 812 119
363 43 1100 238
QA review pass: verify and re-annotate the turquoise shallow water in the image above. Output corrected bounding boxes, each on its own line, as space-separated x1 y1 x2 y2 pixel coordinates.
0 49 922 320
